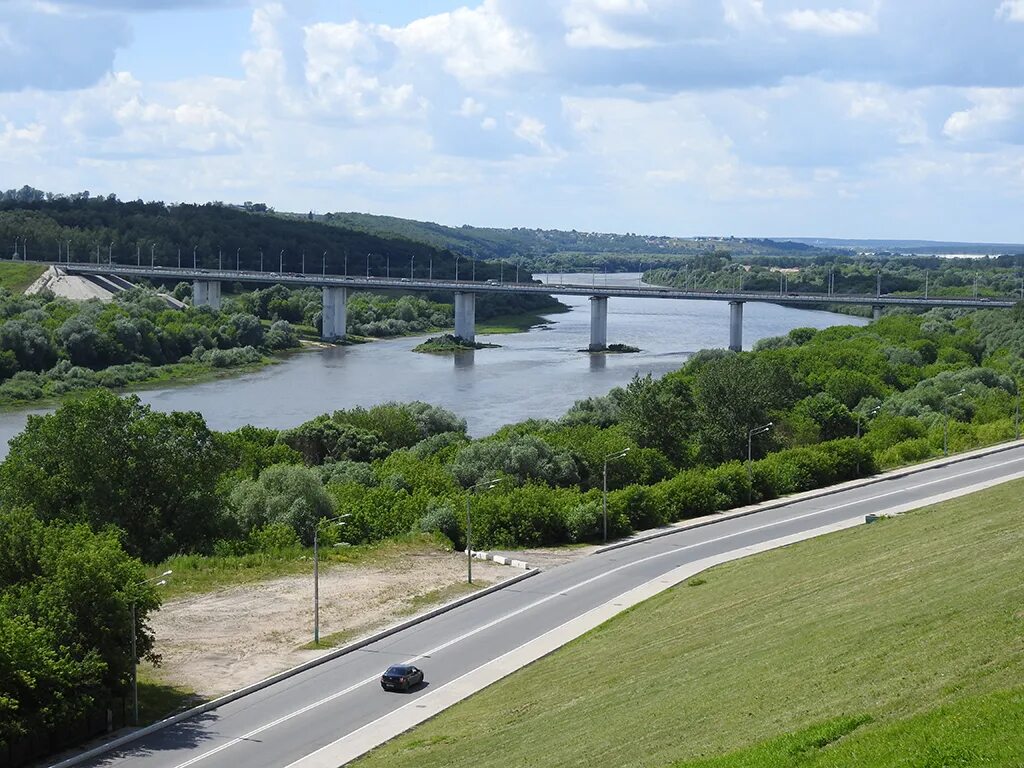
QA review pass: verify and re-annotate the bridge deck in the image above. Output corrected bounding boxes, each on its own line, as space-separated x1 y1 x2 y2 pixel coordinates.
57 262 1017 309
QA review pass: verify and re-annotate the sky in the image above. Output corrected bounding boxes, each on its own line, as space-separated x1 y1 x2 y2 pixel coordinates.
1 1 1023 242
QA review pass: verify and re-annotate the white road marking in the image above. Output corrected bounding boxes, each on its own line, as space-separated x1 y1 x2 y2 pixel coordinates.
169 452 1024 768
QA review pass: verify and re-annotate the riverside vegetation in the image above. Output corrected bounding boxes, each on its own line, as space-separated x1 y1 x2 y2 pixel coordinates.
0 276 559 407
4 304 1024 751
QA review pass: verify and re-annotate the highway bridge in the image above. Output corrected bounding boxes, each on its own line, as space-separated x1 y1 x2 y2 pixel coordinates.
57 262 1018 352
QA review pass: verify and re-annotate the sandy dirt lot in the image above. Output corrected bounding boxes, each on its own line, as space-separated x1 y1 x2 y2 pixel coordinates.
145 549 520 699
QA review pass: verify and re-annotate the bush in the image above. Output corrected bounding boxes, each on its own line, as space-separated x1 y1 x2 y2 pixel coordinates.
564 500 602 543
416 502 462 548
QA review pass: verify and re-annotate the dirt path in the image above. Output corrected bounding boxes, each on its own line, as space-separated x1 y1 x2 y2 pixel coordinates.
144 550 515 698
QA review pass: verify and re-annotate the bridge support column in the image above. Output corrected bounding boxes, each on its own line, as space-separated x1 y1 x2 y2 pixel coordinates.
321 287 348 340
589 296 608 351
454 292 476 343
192 280 221 310
729 301 744 352
872 305 882 322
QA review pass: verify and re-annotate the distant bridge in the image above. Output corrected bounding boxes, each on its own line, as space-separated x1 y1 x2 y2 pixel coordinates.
58 262 1018 352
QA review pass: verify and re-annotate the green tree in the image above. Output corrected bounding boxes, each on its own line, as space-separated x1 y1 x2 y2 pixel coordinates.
0 391 226 562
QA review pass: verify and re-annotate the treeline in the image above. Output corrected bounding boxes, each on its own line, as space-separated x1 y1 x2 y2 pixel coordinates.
0 288 299 404
0 188 509 281
223 284 557 338
646 255 1024 298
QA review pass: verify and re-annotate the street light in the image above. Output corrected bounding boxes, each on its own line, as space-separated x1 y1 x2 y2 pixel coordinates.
1015 390 1021 441
466 479 500 584
944 389 966 456
455 254 461 281
410 255 415 280
602 448 631 543
856 406 881 475
192 245 198 269
150 243 155 267
322 251 327 276
130 570 171 725
313 514 351 646
747 423 773 502
236 247 241 270
280 249 284 273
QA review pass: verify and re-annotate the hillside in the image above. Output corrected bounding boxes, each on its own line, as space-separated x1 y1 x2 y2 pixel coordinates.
0 190 504 283
354 478 1024 768
305 211 833 267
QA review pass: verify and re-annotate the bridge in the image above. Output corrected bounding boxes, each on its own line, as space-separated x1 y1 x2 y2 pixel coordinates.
60 262 1017 352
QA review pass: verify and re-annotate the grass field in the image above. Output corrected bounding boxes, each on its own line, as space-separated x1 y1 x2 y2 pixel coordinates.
0 261 47 293
353 479 1024 768
150 532 453 600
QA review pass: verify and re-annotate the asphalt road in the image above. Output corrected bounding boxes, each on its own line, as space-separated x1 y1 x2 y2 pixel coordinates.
71 445 1024 768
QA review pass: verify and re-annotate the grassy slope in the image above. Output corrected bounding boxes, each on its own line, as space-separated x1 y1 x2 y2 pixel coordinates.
354 480 1024 768
0 261 46 293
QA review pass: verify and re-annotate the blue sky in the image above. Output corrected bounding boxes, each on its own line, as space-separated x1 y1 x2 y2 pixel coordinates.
2 1 1023 241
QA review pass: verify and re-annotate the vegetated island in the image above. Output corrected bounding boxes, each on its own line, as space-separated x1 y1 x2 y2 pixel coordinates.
414 334 500 353
580 343 641 354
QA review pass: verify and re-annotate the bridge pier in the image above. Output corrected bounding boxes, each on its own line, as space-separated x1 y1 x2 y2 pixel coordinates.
321 287 348 340
192 280 221 310
589 296 608 351
872 305 882 322
454 292 476 342
729 301 743 352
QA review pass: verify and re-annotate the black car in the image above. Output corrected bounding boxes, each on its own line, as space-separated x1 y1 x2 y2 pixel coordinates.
381 664 424 692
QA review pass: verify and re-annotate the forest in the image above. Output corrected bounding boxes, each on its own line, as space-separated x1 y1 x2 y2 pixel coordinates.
4 300 1024 746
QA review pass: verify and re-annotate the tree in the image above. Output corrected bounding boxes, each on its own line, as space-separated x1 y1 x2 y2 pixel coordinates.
0 508 157 741
692 354 801 464
0 391 227 562
228 464 335 545
618 372 695 466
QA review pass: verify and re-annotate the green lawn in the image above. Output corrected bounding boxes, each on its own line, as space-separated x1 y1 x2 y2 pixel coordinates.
0 261 47 293
354 479 1024 768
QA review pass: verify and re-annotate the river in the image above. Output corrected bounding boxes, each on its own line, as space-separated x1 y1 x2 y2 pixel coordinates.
0 274 866 451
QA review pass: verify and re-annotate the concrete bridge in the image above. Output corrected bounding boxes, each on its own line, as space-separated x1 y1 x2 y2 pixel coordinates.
60 262 1018 352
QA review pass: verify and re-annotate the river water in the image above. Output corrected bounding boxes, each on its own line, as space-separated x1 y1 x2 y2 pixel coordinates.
0 274 865 450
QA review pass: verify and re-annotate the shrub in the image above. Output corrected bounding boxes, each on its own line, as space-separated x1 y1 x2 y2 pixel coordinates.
416 502 462 548
564 500 602 543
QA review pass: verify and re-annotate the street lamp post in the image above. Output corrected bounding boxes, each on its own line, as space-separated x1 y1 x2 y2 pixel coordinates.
323 251 327 276
856 406 881 475
150 244 155 267
259 249 264 272
130 570 171 725
944 388 966 456
455 255 460 281
411 255 415 280
236 247 241 270
466 480 500 584
747 423 773 502
280 249 284 273
313 514 351 646
192 245 198 269
602 448 631 543
1015 392 1021 441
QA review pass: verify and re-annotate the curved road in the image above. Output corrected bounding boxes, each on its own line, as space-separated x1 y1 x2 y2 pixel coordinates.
71 444 1024 768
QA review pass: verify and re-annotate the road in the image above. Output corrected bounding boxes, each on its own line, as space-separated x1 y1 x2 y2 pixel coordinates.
71 444 1024 768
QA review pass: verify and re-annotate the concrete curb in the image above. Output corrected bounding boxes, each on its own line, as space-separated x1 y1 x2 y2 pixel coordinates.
48 568 540 768
471 550 530 569
594 438 1024 555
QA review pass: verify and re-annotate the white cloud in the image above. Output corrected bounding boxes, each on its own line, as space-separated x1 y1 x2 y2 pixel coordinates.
459 97 486 117
385 0 539 89
781 7 876 36
943 88 1024 143
563 0 656 49
996 0 1024 22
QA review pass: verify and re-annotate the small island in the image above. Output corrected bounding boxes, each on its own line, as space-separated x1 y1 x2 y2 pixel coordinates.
414 334 501 354
580 343 641 354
